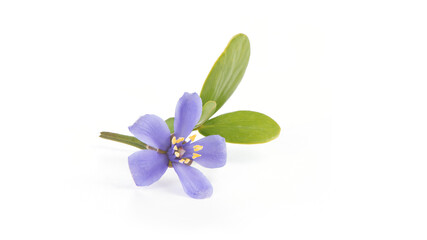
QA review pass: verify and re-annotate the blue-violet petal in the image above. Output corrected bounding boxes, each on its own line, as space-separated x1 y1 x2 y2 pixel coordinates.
129 114 171 151
187 135 226 168
128 150 169 186
174 92 202 139
173 162 213 199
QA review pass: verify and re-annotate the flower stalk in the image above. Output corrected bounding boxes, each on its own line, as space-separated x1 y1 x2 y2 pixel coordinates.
99 132 147 150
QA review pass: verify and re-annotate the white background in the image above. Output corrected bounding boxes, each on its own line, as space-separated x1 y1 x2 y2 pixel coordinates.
1 0 426 239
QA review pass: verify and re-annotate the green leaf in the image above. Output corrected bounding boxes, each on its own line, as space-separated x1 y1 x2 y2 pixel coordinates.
200 33 250 119
197 101 217 126
165 117 174 133
198 111 280 144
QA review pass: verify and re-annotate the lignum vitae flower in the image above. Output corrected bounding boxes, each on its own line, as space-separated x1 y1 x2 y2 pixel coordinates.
128 93 226 199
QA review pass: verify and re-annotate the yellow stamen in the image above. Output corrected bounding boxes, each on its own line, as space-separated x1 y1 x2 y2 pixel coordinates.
176 137 184 143
171 136 177 145
193 145 203 152
192 153 201 159
173 145 178 151
174 152 180 158
179 159 185 163
184 159 191 164
189 134 196 142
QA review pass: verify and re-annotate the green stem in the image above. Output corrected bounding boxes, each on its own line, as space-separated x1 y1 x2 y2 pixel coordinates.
99 132 147 149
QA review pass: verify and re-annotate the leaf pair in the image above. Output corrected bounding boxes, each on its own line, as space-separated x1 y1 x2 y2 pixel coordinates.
168 34 280 144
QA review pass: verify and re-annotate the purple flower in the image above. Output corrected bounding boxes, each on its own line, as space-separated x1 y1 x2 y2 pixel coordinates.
127 92 227 199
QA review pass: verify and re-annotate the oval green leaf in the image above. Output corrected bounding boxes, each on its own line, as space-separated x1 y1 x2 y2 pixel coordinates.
198 111 280 144
200 34 250 119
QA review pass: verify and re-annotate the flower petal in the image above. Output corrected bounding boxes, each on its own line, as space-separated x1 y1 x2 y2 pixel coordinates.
174 92 202 139
188 135 227 168
173 163 213 199
128 150 169 186
129 114 171 151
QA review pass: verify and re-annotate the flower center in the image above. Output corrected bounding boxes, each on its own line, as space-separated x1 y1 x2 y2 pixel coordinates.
172 145 186 159
168 134 203 167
